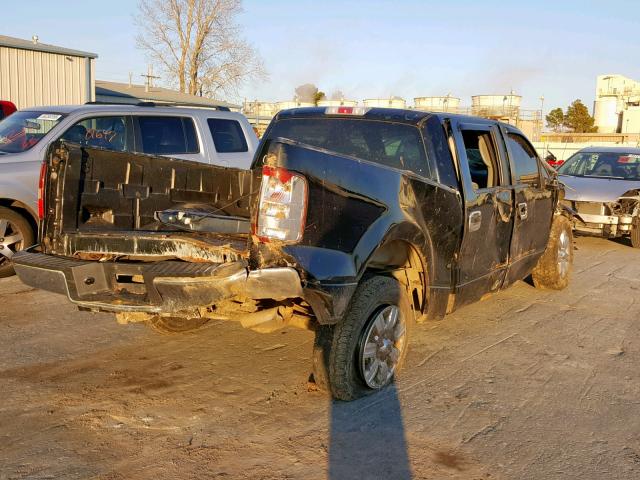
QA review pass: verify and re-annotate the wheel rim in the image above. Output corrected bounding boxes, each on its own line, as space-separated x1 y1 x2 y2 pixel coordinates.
358 305 407 389
0 218 24 265
557 229 570 278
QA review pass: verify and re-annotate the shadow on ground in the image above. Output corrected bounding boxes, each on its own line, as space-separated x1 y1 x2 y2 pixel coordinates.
329 383 412 480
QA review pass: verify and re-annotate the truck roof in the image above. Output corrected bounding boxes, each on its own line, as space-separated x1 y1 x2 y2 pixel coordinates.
274 106 509 128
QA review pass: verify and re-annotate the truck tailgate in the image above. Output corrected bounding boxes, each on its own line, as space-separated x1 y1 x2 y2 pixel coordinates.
41 142 259 259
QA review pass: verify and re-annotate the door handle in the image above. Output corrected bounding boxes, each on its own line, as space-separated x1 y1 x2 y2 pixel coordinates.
517 202 528 220
468 210 482 232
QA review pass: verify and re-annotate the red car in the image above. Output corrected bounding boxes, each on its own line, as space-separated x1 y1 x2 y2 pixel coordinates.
0 100 17 120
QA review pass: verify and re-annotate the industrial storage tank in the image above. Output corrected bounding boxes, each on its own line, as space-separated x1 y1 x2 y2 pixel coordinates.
242 100 278 118
317 99 358 107
363 97 406 109
471 93 521 119
593 95 621 133
414 96 460 112
276 100 315 111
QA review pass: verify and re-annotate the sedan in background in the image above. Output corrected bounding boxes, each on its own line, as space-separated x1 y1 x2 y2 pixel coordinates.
558 147 640 247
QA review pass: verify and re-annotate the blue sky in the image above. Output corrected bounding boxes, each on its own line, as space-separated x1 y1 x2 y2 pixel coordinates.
4 0 640 111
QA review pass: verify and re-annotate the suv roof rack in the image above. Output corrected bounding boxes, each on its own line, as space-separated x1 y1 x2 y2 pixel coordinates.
84 101 230 111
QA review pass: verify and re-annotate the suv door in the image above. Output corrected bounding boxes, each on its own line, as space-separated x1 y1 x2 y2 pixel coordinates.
132 115 201 162
501 127 554 286
450 120 515 308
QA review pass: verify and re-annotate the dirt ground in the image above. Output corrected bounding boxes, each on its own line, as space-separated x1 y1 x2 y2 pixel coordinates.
1 236 639 480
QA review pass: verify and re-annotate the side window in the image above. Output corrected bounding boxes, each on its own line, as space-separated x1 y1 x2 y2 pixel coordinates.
460 129 500 190
60 116 129 152
137 116 199 155
507 133 540 186
207 118 248 153
423 116 458 188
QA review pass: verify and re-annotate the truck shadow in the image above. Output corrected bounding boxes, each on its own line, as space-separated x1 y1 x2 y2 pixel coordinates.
328 382 412 480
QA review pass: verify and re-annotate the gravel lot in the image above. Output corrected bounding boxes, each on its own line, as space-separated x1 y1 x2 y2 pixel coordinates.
1 236 639 480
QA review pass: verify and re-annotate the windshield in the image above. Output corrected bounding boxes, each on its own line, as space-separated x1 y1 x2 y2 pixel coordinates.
0 111 65 153
557 151 640 181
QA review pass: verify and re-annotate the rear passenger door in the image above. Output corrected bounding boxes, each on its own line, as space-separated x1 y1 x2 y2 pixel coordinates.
502 127 554 286
133 115 201 162
450 120 515 307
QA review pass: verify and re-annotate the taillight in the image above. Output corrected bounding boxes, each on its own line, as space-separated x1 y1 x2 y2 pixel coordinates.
254 166 307 242
37 161 47 219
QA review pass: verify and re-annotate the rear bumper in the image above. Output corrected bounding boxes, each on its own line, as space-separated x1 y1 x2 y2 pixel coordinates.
12 251 303 313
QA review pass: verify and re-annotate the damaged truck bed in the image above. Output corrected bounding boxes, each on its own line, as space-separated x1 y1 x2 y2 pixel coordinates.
14 107 573 400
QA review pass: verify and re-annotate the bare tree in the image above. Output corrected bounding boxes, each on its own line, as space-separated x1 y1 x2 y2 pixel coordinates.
136 0 265 98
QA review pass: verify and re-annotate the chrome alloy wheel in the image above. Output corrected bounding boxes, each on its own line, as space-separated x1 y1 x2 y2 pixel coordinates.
557 229 571 278
0 218 24 265
358 305 407 389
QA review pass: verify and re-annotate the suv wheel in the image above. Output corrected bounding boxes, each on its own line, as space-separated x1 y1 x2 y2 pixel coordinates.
532 215 573 290
0 207 34 278
312 275 414 401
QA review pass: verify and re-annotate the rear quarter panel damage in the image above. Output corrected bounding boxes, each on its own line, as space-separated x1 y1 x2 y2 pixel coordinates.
250 140 463 323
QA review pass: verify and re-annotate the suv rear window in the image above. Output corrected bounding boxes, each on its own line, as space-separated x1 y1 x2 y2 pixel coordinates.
207 118 248 153
137 116 199 155
266 118 430 178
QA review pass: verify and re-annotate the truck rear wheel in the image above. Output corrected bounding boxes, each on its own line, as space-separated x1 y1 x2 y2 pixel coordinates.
630 224 640 248
532 215 573 290
0 207 34 278
313 275 414 401
147 315 209 334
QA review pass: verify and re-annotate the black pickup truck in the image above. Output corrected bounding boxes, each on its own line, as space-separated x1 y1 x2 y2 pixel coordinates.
13 107 573 400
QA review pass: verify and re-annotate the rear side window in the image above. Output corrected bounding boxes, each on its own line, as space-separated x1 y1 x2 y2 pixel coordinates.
507 133 540 186
423 116 458 188
208 118 248 153
137 116 199 155
266 118 430 178
60 116 129 152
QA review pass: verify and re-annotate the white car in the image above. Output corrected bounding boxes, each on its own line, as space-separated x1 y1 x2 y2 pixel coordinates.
558 147 640 247
0 103 258 276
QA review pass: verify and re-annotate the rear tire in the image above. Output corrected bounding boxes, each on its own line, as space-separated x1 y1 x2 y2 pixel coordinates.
630 224 640 248
313 275 414 401
532 215 573 290
0 207 35 278
146 315 209 334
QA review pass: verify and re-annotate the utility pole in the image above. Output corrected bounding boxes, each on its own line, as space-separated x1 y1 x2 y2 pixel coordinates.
140 65 160 93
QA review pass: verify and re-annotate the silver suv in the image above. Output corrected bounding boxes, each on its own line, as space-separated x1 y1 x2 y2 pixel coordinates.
0 103 259 277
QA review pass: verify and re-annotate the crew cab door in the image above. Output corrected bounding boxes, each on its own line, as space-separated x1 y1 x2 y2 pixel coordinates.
501 127 554 286
449 120 515 308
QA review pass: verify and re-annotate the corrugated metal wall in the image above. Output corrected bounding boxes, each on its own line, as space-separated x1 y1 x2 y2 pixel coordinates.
0 47 95 109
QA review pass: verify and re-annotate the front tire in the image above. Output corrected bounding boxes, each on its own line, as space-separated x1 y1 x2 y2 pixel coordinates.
532 215 573 290
313 275 414 401
0 207 35 278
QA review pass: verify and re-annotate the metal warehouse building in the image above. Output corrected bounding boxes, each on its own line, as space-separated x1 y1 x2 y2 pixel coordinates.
0 35 97 109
